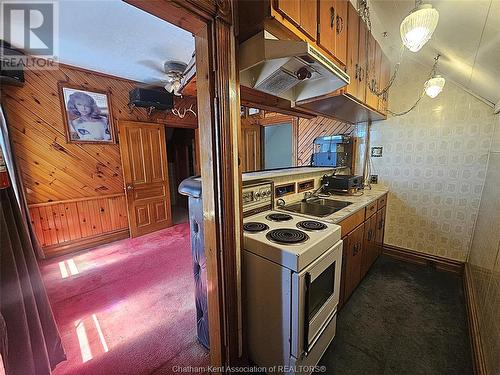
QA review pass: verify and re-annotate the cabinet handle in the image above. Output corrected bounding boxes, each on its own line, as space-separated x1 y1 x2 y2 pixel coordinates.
336 15 344 34
359 67 363 82
354 64 358 79
379 219 384 230
330 7 335 29
368 229 373 241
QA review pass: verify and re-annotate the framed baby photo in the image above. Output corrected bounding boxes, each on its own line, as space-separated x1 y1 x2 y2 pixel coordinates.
59 83 116 144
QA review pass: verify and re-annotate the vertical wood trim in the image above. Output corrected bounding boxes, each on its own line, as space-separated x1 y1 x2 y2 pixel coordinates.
195 24 225 368
463 264 488 375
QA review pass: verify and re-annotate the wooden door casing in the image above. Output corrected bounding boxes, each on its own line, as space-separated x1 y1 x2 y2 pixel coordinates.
119 121 172 237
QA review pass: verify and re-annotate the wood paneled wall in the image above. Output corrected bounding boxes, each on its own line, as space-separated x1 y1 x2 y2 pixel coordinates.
1 61 197 256
297 116 355 166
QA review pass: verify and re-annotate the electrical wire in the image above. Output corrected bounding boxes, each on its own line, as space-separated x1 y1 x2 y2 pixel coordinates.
387 55 441 117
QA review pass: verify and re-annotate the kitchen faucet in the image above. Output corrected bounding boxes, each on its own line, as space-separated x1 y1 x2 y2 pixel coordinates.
303 183 327 202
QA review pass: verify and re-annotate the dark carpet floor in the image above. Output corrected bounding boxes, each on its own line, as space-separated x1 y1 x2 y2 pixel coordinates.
317 255 472 375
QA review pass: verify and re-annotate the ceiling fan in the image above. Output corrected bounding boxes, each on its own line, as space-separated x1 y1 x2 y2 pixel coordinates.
141 51 196 96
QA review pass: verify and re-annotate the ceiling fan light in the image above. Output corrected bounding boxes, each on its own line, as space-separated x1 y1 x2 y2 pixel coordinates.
424 75 445 98
165 80 182 96
400 4 439 52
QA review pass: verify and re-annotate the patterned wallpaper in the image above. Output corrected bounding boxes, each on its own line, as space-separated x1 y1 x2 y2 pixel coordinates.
467 115 500 374
370 60 496 261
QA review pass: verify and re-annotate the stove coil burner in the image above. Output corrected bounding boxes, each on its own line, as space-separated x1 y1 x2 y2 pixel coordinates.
266 229 309 245
297 220 328 231
243 222 269 233
266 213 293 222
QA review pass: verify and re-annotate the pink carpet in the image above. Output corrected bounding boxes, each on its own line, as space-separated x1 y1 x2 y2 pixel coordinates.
40 223 209 375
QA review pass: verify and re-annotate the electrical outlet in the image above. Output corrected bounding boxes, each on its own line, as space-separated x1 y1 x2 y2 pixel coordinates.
370 175 378 184
371 147 383 157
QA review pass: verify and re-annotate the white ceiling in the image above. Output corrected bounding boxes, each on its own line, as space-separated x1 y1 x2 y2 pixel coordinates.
369 0 500 106
55 0 195 84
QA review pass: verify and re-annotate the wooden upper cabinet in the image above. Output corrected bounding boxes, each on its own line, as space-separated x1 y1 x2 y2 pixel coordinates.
334 0 348 65
318 0 336 54
275 0 300 24
378 53 391 114
300 0 318 39
365 32 378 110
345 2 359 98
318 0 347 65
275 0 317 40
357 18 368 103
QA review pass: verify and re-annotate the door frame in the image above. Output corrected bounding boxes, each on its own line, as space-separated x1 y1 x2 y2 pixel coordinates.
125 0 241 370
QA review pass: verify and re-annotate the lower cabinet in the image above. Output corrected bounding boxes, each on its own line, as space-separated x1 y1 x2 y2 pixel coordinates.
361 213 377 278
339 193 387 308
342 222 365 303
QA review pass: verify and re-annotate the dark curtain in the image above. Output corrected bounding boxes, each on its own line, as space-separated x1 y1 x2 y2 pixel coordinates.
1 187 66 374
0 106 45 259
0 105 66 373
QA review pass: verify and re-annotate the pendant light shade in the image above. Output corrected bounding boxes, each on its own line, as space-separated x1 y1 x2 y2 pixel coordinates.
400 4 439 52
424 75 445 98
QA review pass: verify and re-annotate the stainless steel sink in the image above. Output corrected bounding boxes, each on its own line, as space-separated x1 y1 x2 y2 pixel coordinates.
281 198 353 218
308 198 353 209
281 201 337 217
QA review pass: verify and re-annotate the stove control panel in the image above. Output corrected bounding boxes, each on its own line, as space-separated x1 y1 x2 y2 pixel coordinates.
242 180 273 217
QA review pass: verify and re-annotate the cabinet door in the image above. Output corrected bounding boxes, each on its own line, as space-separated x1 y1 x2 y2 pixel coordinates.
241 125 261 172
357 19 368 103
345 2 359 97
318 0 336 56
361 214 377 278
375 206 386 255
378 53 390 114
276 0 301 25
334 0 348 65
344 223 365 302
300 0 317 40
365 33 378 110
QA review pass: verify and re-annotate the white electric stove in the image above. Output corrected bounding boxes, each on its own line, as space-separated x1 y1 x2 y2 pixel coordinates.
242 181 343 374
243 210 341 272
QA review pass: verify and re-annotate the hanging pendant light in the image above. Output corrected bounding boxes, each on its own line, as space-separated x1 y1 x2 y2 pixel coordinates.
400 3 439 52
424 75 445 98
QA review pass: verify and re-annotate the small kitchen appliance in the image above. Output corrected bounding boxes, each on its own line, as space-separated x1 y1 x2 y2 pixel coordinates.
321 174 363 194
310 135 352 168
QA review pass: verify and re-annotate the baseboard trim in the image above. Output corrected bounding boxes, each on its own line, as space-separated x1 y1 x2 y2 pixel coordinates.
382 244 464 274
43 229 130 258
463 264 488 375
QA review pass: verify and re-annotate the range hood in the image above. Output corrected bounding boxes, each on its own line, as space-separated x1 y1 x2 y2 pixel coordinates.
239 31 349 103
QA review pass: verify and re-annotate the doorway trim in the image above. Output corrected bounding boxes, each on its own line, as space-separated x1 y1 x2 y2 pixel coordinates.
125 0 242 369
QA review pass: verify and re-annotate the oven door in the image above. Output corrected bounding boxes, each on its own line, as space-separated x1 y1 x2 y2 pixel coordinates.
291 240 343 358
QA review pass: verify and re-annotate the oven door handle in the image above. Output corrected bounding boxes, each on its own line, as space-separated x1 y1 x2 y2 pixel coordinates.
303 272 311 357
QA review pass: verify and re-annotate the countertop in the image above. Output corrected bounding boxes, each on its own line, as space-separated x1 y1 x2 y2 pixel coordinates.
283 184 389 224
